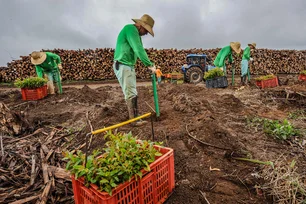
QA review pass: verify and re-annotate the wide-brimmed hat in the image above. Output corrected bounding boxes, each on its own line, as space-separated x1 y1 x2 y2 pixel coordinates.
132 14 155 37
230 42 242 54
30 51 46 65
248 43 256 49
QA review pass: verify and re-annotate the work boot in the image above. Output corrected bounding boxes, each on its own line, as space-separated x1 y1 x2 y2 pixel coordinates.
126 98 135 120
132 96 148 127
241 77 245 86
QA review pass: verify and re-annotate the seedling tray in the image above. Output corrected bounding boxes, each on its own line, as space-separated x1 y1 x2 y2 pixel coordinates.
205 76 228 88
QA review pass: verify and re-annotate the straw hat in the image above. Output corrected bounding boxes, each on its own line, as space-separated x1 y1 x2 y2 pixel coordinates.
248 43 256 49
230 42 242 54
132 14 155 37
30 51 46 65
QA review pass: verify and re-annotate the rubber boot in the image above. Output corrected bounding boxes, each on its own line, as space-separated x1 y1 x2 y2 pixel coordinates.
54 70 63 94
241 77 245 86
126 98 135 120
132 96 148 127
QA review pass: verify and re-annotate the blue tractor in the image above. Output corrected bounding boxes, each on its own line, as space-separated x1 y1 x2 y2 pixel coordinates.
181 54 212 84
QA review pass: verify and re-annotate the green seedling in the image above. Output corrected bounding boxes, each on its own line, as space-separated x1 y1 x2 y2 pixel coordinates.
63 131 162 195
300 70 306 75
204 68 224 80
14 77 48 89
254 74 276 81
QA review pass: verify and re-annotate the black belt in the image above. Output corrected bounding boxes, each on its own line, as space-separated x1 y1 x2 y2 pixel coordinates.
115 61 129 70
115 61 121 70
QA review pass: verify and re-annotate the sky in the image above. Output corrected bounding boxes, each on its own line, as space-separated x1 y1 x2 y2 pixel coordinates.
0 0 305 66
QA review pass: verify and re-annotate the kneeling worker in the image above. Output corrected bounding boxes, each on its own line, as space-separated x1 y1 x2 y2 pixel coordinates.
30 51 63 94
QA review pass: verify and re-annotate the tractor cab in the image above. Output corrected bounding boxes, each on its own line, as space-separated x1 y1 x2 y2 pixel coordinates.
181 54 211 84
186 54 207 69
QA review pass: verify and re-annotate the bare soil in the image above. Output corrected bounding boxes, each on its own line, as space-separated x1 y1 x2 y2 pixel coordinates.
1 77 305 204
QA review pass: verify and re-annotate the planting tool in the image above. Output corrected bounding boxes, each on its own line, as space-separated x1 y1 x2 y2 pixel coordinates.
91 113 152 135
231 64 235 86
231 157 274 168
247 66 251 82
84 112 155 177
151 73 160 119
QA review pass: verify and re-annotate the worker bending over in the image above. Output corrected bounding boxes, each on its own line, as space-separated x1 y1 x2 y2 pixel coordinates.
30 51 63 94
213 42 242 75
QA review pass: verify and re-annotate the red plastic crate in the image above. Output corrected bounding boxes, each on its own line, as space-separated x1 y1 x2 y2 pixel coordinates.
71 145 175 204
256 77 279 88
298 74 306 81
21 85 48 101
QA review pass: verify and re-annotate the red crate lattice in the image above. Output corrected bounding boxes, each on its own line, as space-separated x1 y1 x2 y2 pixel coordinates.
298 74 306 81
21 85 47 100
256 77 279 88
71 145 175 204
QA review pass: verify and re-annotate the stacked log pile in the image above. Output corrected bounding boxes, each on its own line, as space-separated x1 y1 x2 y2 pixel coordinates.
1 48 305 82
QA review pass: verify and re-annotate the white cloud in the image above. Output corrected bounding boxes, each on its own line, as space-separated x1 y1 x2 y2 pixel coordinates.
0 0 305 66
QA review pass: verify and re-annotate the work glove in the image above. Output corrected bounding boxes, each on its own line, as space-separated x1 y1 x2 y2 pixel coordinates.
58 64 63 70
148 65 156 74
250 58 254 61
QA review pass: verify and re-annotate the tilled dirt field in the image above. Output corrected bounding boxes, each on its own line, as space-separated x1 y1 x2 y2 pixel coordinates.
1 78 305 204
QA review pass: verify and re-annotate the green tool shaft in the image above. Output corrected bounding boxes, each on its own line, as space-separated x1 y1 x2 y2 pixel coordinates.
232 65 235 86
247 67 251 81
152 74 160 117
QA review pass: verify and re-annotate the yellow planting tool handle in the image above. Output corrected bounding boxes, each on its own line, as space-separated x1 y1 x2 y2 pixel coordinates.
91 112 152 135
84 112 153 175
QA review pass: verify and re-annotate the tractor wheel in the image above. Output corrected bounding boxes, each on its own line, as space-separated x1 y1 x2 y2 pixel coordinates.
185 67 203 84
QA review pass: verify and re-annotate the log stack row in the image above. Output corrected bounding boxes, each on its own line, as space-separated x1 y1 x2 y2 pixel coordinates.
1 48 305 82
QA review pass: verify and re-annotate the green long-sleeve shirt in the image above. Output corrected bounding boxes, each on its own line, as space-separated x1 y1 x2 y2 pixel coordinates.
242 46 251 60
35 52 61 77
213 46 233 67
114 24 153 67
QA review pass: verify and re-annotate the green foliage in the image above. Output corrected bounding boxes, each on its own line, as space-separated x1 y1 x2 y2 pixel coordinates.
254 74 276 81
300 70 306 75
263 119 300 140
63 131 163 195
247 117 301 140
14 77 48 89
204 68 224 80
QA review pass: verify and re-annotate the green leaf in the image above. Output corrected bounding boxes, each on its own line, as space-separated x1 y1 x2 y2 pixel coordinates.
74 165 84 170
110 182 117 188
136 172 143 178
155 152 162 156
290 160 296 168
100 179 109 184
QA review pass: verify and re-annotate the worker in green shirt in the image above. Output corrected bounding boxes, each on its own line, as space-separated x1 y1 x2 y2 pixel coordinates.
113 14 156 126
30 51 63 94
241 43 256 85
213 42 242 76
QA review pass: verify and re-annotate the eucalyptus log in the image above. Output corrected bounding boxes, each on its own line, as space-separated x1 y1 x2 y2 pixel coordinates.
1 48 305 83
